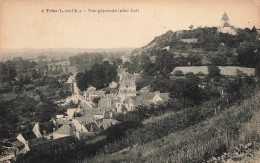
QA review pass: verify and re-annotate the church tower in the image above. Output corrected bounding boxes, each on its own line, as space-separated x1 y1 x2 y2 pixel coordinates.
218 12 236 35
221 12 230 27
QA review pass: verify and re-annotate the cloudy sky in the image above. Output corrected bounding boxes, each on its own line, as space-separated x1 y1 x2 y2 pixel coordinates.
0 0 259 49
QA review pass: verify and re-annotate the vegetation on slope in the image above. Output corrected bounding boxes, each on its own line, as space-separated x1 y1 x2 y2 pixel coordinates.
88 90 260 163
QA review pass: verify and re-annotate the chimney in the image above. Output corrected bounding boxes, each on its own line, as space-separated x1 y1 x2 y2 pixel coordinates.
90 124 93 132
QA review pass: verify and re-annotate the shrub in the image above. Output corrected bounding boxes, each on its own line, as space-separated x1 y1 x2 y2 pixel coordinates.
174 70 184 76
24 84 35 91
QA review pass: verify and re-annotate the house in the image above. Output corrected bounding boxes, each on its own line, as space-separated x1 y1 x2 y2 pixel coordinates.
0 138 25 162
83 86 105 102
118 71 137 101
161 46 170 51
83 108 107 119
16 136 80 162
109 81 118 89
114 100 124 112
121 56 131 63
152 91 170 104
53 124 75 140
140 85 151 93
75 115 94 125
124 97 135 111
54 118 72 129
32 123 42 138
79 100 93 109
66 108 77 119
74 108 84 116
124 91 170 110
96 119 118 130
32 121 56 139
15 131 38 153
65 95 78 104
16 131 37 144
180 38 198 43
56 115 64 119
98 98 112 108
84 122 101 133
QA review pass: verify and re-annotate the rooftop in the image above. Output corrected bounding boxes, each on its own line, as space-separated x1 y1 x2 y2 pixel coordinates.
221 12 229 20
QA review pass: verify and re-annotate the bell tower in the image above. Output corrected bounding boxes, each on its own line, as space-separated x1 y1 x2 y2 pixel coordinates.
221 12 230 27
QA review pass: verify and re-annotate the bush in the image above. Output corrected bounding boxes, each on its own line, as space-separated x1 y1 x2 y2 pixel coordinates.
196 71 205 76
0 86 12 93
13 85 22 93
24 84 35 91
174 70 184 76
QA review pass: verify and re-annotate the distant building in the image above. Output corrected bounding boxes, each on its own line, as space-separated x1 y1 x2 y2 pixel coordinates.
123 91 170 111
180 38 198 43
118 68 137 101
218 12 237 35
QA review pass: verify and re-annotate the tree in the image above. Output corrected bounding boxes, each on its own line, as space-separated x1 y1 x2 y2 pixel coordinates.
35 102 57 122
210 55 226 66
187 54 202 66
31 69 39 79
255 63 260 78
76 61 118 91
0 61 17 85
65 63 68 73
207 66 221 78
173 70 184 76
237 41 259 67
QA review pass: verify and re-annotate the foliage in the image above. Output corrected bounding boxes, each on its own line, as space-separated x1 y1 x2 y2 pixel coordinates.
34 101 57 122
173 70 184 76
76 61 118 90
207 65 221 78
237 41 260 67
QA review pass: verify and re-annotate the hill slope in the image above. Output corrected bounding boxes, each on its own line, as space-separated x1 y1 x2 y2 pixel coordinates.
87 91 260 162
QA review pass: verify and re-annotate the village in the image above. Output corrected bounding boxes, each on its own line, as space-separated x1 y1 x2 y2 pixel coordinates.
0 65 170 162
0 8 259 162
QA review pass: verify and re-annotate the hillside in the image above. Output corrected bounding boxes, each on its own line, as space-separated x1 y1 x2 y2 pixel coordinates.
87 91 260 162
129 27 259 68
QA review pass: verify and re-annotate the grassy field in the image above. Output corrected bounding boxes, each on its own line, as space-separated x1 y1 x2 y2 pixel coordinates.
87 91 260 162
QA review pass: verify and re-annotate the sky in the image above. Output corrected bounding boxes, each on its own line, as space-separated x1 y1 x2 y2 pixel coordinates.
0 0 259 50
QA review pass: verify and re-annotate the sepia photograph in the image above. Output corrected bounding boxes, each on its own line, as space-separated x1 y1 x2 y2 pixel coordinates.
0 0 260 162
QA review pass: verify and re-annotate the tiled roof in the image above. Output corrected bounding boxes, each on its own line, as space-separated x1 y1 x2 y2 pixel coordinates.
20 131 37 140
159 93 170 102
98 98 111 108
55 118 71 125
83 108 105 115
75 115 94 124
53 125 73 136
140 85 151 92
84 122 101 132
96 91 106 97
67 108 77 117
221 12 229 20
109 81 118 88
28 137 47 147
